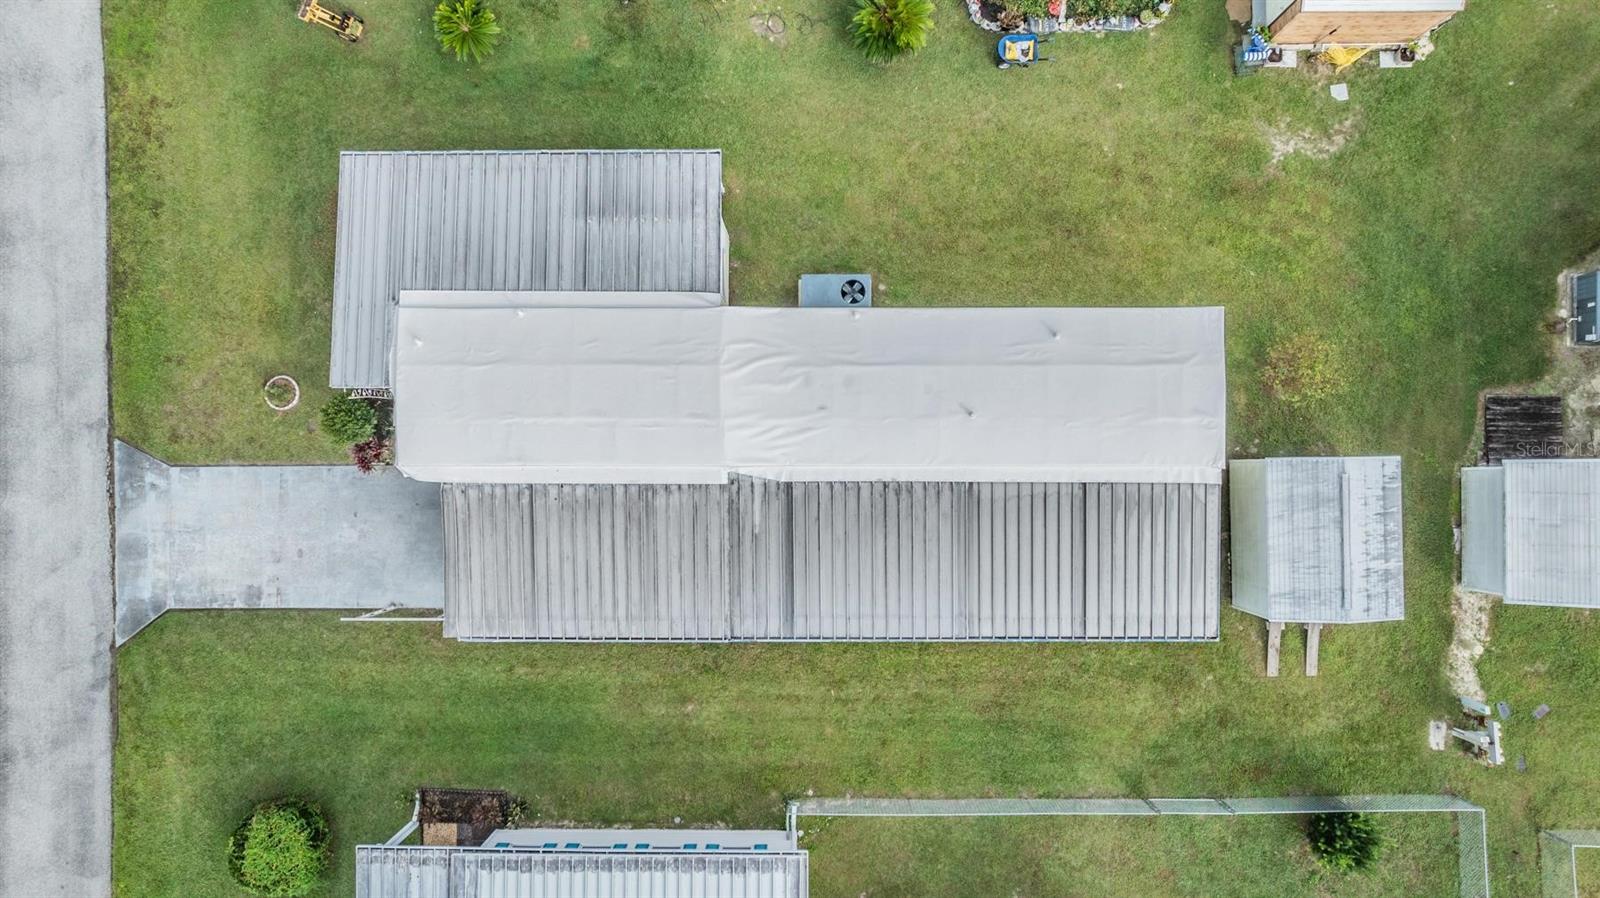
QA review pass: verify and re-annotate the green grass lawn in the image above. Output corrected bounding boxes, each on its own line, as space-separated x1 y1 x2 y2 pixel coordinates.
104 0 1600 895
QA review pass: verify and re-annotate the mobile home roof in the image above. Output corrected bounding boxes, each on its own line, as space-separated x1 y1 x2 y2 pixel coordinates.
330 150 726 389
392 305 1228 485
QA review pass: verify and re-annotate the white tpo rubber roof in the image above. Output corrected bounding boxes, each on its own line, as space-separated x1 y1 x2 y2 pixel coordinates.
392 301 1227 485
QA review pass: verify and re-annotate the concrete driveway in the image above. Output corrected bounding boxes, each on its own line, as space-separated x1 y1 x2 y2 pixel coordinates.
0 1 114 896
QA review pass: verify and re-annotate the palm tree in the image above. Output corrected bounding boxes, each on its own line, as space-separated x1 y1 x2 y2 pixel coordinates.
850 0 935 63
433 0 503 63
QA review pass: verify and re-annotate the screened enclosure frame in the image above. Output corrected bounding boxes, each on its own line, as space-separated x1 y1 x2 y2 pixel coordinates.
788 795 1489 898
1541 830 1600 898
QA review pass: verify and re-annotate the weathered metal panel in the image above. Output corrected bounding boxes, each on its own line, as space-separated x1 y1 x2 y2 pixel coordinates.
1230 457 1403 624
443 479 1220 642
452 852 808 898
441 482 727 640
1503 460 1600 607
1227 460 1271 619
331 150 725 389
356 847 808 898
1460 466 1506 596
356 846 454 898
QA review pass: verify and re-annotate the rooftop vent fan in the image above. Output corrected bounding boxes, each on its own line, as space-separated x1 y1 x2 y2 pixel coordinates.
799 273 873 308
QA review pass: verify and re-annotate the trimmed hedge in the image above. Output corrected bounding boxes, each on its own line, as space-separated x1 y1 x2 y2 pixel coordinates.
319 393 378 445
227 800 330 897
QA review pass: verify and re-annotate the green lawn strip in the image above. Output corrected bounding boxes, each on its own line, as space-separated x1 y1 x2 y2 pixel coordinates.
804 815 1457 897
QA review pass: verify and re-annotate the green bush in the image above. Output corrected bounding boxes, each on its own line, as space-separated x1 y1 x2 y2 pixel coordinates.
319 394 378 445
1005 0 1052 17
850 0 935 63
1262 331 1345 406
434 0 504 63
1307 812 1382 872
227 800 330 897
1062 0 1156 17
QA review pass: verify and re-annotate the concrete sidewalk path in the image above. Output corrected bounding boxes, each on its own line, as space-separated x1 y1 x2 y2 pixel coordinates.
115 442 446 643
0 1 114 895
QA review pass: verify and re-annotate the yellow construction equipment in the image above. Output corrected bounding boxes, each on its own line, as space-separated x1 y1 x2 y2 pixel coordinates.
1318 43 1371 71
297 0 364 42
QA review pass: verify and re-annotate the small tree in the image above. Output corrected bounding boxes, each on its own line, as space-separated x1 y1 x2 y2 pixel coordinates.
319 393 378 445
1307 812 1382 873
434 0 503 63
1262 331 1345 406
227 800 330 897
850 0 935 63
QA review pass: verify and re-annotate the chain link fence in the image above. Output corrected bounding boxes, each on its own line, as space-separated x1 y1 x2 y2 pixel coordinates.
789 795 1489 898
1542 831 1600 898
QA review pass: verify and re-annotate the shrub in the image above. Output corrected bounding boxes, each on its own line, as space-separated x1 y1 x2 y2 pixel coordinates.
1307 812 1382 872
850 0 935 63
227 800 330 897
1061 0 1156 17
350 437 392 474
434 0 503 63
1005 0 1052 18
1262 331 1345 406
319 394 378 445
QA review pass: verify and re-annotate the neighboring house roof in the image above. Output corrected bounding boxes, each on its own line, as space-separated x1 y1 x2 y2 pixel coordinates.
355 846 809 898
393 305 1228 485
441 478 1222 642
1463 460 1600 606
330 150 726 389
1229 457 1404 624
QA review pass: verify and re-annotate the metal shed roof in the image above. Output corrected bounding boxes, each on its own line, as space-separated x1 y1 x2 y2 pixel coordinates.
393 305 1228 485
1228 457 1404 623
440 478 1221 642
1500 460 1600 606
356 847 809 898
331 150 726 389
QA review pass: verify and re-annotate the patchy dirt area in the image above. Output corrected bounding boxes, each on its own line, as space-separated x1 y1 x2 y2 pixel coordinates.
1447 586 1494 700
1226 0 1252 25
1544 250 1600 454
1466 247 1600 459
1447 247 1600 701
1262 117 1359 169
749 12 789 46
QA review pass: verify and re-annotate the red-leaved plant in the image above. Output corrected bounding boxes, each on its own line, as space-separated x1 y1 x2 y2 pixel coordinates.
350 438 392 474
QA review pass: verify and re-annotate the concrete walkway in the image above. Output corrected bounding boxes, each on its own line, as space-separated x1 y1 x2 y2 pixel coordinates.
115 442 446 643
0 2 114 895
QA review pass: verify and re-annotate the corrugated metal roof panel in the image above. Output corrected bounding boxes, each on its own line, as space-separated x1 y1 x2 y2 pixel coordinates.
356 846 454 898
1460 466 1506 595
452 852 808 898
1230 457 1403 623
331 150 725 389
442 479 1220 641
1503 460 1600 607
356 847 807 898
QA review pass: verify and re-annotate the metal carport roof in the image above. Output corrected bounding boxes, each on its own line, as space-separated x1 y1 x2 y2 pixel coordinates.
356 846 809 898
330 150 726 389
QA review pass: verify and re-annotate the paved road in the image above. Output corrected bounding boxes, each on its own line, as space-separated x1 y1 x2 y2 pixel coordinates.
0 1 114 896
115 442 445 643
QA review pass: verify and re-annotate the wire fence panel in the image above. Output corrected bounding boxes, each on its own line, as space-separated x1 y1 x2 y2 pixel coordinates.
791 795 1489 898
1542 831 1600 898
